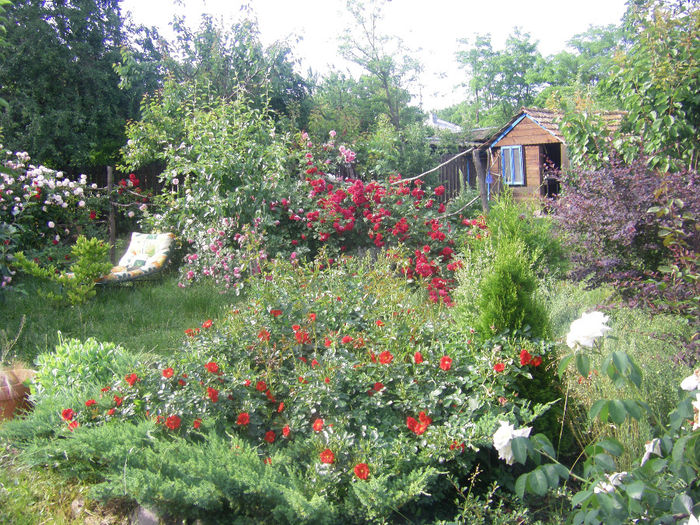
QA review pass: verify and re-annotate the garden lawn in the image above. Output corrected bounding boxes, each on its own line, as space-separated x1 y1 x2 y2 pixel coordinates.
1 274 235 366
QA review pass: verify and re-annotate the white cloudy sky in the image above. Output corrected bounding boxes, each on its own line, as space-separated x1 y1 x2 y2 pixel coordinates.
120 0 629 110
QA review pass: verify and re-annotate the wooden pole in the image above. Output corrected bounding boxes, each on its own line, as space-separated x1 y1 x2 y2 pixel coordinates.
472 149 489 214
107 166 116 264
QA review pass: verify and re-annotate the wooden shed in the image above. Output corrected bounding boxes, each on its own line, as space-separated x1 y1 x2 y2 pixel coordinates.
484 107 569 200
481 107 626 200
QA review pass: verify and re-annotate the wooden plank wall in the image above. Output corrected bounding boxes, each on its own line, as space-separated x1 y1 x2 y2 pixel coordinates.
436 152 472 202
496 118 560 147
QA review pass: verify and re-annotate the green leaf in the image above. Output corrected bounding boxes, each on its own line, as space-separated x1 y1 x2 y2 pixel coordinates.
511 437 529 465
608 399 627 424
571 488 593 508
532 433 556 458
558 354 574 378
527 468 549 496
515 473 528 499
575 353 590 378
625 481 645 500
597 438 624 457
671 494 693 514
589 399 609 422
593 453 616 472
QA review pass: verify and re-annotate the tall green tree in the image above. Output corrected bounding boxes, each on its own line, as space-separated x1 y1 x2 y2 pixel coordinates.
605 0 699 171
456 29 544 129
0 0 131 172
338 0 423 132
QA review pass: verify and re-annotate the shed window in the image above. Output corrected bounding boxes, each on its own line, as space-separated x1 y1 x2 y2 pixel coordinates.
501 146 524 185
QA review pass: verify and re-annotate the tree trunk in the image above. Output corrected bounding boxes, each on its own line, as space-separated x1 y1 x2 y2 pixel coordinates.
472 149 489 213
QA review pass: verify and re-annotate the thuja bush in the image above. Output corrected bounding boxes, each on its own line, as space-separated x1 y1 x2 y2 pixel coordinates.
3 254 557 523
474 237 550 339
552 156 699 319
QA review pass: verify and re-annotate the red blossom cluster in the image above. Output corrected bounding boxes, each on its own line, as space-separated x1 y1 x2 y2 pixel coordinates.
406 411 432 435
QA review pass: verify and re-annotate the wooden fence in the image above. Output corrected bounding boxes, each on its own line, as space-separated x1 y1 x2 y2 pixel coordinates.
436 152 475 202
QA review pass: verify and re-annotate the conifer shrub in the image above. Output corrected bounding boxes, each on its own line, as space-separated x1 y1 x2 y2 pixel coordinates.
474 238 550 339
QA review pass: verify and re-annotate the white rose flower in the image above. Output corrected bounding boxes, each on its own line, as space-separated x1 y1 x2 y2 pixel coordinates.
127 211 135 218
78 200 85 207
493 420 531 465
693 393 700 432
640 438 662 466
47 221 55 228
566 311 611 349
593 471 627 494
681 369 700 391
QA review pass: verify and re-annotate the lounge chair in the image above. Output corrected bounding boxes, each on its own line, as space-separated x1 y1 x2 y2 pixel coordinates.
98 232 175 284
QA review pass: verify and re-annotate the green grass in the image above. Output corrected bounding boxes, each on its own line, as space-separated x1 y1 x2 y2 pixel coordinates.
1 274 236 365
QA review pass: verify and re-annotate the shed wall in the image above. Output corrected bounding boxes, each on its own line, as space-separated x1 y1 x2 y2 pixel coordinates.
495 118 560 147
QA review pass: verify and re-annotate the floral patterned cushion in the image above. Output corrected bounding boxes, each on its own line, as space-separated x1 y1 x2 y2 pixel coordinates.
98 232 175 283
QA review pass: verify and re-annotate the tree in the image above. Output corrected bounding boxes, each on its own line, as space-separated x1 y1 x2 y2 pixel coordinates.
604 0 699 171
0 0 132 172
456 29 544 129
116 15 311 128
338 0 422 132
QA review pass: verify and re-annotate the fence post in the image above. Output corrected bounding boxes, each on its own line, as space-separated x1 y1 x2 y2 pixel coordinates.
107 166 116 264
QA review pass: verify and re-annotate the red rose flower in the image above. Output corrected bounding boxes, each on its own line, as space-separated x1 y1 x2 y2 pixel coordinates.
439 356 452 371
295 331 310 344
270 309 282 317
207 387 219 403
282 424 290 437
375 320 384 327
205 362 219 374
531 356 543 367
292 324 301 332
89 210 96 220
406 416 418 433
61 408 75 421
107 408 115 416
434 185 445 196
308 313 316 322
354 463 370 480
320 448 335 464
68 420 79 431
165 415 181 430
493 362 505 373
258 329 270 342
520 349 532 366
85 399 96 407
341 335 353 344
373 382 384 391
162 367 174 378
378 351 393 365
236 412 250 425
313 418 324 432
414 352 424 364
113 395 123 406
264 430 276 443
125 373 139 386
324 337 333 347
311 359 319 368
202 319 213 329
256 380 267 392
277 402 284 413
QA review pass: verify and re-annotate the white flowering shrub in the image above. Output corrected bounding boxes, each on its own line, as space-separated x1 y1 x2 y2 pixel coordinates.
0 149 146 289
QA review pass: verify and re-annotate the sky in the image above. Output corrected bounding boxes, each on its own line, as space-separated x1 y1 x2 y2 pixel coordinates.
119 0 630 110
